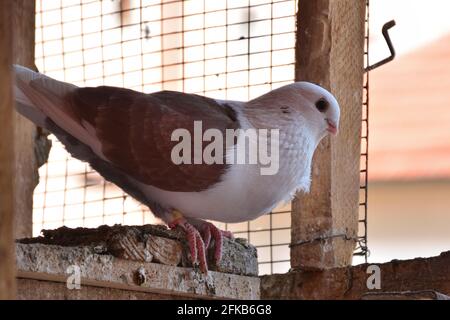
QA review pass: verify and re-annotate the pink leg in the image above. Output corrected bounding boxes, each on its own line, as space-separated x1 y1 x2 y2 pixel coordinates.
201 225 212 249
200 222 234 264
169 218 208 272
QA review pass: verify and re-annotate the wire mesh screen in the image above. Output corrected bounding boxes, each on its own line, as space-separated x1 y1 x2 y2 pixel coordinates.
33 0 296 275
354 0 370 264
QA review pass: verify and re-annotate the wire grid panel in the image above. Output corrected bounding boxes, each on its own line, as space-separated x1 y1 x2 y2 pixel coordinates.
353 0 370 265
34 0 297 275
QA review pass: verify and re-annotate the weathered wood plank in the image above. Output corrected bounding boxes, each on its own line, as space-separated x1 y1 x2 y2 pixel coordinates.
261 251 450 299
291 0 366 269
17 278 191 300
0 0 16 300
16 243 260 300
362 291 450 300
18 224 259 276
12 0 51 239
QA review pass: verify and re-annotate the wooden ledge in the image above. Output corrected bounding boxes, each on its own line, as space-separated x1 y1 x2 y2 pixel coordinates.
261 251 450 299
18 224 258 276
16 224 260 300
16 243 260 300
362 290 450 300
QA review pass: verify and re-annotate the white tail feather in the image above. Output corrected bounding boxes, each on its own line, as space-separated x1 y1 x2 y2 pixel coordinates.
13 65 104 158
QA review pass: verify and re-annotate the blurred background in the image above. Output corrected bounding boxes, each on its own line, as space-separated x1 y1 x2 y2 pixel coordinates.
369 0 450 262
31 0 450 274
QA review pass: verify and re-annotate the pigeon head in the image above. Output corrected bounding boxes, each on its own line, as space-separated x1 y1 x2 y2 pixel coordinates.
290 82 340 137
246 81 340 140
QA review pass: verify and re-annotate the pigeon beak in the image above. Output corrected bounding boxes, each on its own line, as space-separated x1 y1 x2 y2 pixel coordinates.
326 120 338 136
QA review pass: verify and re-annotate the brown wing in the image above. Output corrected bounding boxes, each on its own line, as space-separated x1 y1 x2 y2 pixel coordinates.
65 86 239 192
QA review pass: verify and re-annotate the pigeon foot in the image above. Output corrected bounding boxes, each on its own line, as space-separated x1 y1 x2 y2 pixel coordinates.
168 211 234 273
168 213 208 272
198 221 234 264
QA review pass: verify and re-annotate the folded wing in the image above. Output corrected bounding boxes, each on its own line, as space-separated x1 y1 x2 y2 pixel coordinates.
15 65 239 192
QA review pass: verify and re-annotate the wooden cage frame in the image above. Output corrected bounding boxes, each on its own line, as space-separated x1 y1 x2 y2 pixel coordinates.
1 0 448 300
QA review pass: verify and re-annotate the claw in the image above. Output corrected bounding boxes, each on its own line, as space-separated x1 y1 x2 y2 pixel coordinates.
168 214 235 273
169 217 208 272
199 222 234 264
201 224 212 249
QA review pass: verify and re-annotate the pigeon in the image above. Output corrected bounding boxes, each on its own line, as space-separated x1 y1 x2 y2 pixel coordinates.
13 64 340 272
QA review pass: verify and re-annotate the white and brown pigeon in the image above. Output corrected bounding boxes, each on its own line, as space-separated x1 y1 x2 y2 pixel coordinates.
13 64 340 272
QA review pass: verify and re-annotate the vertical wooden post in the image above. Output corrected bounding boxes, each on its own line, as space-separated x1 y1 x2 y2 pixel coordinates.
161 0 183 91
0 0 16 300
12 0 50 239
121 0 133 26
291 0 366 269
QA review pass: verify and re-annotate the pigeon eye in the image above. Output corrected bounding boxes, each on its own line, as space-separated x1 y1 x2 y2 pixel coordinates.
315 98 328 113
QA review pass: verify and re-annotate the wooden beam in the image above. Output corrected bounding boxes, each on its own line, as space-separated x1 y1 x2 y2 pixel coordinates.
17 224 259 277
261 251 450 299
120 0 133 26
16 242 260 300
12 0 51 239
17 278 193 300
161 0 183 91
362 291 450 300
291 0 366 269
0 0 16 300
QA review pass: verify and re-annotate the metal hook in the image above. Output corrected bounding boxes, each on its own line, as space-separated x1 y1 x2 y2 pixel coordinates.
365 20 396 72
